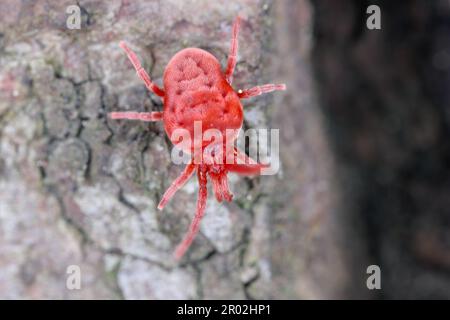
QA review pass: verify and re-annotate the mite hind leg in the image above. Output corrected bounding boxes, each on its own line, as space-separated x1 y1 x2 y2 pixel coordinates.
119 41 165 97
238 83 286 99
225 16 241 84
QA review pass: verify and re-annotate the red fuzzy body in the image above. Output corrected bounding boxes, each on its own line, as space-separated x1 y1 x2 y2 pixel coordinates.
163 48 243 153
109 16 286 259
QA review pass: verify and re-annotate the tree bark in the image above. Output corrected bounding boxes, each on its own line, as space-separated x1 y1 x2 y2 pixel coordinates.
2 0 448 300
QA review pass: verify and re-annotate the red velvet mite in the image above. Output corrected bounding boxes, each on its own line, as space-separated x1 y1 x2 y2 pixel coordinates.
109 16 286 259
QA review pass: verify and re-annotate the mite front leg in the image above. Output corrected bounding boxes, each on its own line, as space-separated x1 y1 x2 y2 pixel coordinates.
226 147 269 175
119 41 165 97
210 174 223 202
174 166 208 259
219 173 233 202
109 111 163 121
238 83 286 99
225 16 241 84
158 163 196 210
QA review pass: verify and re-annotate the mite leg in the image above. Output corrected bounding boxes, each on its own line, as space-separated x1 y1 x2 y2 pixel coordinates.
158 163 196 210
227 147 269 175
174 166 208 259
210 174 223 202
210 172 232 202
109 111 163 121
225 16 241 84
238 83 286 99
219 174 233 202
119 41 165 97
227 162 269 175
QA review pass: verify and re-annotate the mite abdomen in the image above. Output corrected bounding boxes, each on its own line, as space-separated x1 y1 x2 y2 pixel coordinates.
164 48 222 95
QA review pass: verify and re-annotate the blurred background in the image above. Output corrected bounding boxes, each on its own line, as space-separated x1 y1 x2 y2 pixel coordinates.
0 0 449 299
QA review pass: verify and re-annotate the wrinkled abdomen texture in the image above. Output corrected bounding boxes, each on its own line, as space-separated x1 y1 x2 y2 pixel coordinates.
163 48 243 154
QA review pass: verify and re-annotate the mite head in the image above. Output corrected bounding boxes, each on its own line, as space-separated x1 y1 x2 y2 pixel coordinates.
201 142 227 169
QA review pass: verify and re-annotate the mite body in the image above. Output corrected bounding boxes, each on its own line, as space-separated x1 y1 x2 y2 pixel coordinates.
109 16 286 259
163 48 243 151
